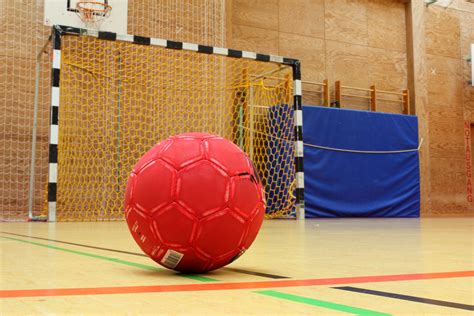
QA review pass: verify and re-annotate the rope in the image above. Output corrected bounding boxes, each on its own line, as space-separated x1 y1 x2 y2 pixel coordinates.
304 138 423 154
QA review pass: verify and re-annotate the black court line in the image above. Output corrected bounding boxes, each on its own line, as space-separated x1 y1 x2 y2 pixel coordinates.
0 231 289 280
334 286 474 312
223 267 289 279
1 231 147 257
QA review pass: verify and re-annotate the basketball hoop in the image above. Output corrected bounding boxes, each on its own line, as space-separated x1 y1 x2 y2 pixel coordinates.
76 1 112 29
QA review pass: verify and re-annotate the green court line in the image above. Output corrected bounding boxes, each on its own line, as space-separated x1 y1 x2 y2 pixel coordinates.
1 236 217 283
255 290 391 316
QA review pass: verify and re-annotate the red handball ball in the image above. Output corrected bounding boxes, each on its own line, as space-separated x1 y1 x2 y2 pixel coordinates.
124 133 266 273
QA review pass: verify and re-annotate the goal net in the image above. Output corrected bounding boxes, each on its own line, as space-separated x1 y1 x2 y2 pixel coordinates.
46 25 304 221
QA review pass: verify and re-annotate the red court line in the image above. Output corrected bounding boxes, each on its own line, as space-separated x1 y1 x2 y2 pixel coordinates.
2 270 473 298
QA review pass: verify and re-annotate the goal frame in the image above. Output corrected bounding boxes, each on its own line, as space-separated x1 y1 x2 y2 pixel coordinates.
46 24 305 221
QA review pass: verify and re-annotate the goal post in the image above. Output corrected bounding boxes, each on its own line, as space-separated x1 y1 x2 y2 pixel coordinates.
46 25 305 221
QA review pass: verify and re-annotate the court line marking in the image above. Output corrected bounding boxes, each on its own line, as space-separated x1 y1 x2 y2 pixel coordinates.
224 267 289 279
1 235 381 313
255 290 391 316
334 286 474 311
0 231 290 280
1 270 473 298
1 231 145 256
0 236 217 283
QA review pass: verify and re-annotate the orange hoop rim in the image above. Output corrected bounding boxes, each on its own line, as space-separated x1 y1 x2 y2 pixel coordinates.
76 1 112 20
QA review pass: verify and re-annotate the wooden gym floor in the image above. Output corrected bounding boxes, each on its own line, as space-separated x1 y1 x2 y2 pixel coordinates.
1 218 473 315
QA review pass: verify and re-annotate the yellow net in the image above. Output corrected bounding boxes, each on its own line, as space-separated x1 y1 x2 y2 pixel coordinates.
54 34 296 221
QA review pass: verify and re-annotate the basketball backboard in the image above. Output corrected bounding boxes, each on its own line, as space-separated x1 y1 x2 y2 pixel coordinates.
44 0 128 33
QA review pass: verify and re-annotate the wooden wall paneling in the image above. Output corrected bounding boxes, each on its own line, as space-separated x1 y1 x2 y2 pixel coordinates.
430 158 465 196
375 97 405 114
226 0 234 47
460 11 474 210
350 97 372 111
367 47 408 93
422 5 473 214
326 40 369 110
428 110 465 159
279 0 325 39
451 0 474 13
429 157 469 215
464 75 474 122
460 12 474 123
464 100 474 123
367 0 407 53
301 81 329 106
302 88 324 106
230 24 279 55
0 3 6 54
425 50 465 201
470 123 474 206
231 0 279 30
426 54 464 108
279 32 326 82
325 40 369 86
459 11 474 55
425 6 461 59
325 0 368 46
367 47 407 113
